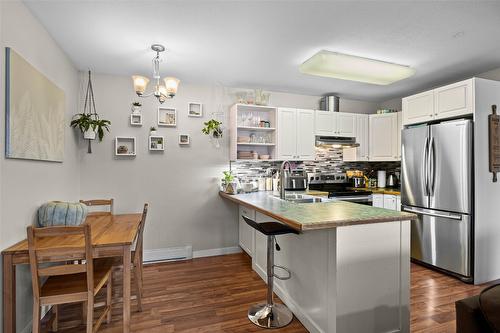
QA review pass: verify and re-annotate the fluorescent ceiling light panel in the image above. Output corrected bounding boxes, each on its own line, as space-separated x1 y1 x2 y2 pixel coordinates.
299 50 416 85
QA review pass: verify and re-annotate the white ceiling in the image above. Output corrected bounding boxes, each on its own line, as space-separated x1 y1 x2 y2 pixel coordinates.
24 1 500 102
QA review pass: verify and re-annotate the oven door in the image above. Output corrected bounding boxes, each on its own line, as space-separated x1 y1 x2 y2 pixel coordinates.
330 195 373 205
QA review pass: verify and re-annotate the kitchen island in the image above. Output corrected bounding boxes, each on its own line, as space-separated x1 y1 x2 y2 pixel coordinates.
220 191 416 333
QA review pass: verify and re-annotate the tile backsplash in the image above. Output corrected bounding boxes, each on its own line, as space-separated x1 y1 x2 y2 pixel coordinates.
230 146 400 182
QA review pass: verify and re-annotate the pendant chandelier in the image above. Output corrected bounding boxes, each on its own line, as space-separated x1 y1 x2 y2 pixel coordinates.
132 44 180 103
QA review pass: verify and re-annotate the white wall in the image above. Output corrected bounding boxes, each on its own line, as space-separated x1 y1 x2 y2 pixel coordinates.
0 1 80 331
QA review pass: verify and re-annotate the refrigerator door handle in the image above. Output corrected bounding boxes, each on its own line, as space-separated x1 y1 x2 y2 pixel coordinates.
422 137 430 196
402 206 463 221
429 137 436 197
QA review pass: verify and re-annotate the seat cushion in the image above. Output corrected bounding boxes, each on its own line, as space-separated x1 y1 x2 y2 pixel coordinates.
41 258 113 301
479 284 500 332
242 216 299 236
456 295 493 333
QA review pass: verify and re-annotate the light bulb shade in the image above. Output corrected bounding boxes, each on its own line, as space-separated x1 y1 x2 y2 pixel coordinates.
163 77 180 97
132 75 149 95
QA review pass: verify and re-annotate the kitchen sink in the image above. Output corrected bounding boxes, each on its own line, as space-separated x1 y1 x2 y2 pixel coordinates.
287 197 325 203
272 193 328 203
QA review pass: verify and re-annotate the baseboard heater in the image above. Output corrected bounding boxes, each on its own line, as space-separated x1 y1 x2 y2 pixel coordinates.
143 245 242 263
143 246 193 263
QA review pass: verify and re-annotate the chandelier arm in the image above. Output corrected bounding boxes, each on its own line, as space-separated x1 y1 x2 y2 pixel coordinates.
138 90 156 98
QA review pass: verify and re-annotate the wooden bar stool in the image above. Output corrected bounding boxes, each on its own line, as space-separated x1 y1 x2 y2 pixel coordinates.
242 216 299 329
27 224 113 333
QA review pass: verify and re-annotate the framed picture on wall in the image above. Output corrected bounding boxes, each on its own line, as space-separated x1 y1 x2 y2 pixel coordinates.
188 102 203 117
179 134 190 145
158 107 177 127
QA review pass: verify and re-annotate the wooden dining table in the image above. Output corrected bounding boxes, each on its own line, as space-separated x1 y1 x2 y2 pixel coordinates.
2 213 142 333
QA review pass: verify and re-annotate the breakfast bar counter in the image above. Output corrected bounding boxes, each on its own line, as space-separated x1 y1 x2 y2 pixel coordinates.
219 191 414 231
221 191 416 333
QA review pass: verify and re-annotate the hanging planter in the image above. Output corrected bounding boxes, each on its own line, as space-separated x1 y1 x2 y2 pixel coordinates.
202 119 223 148
70 71 111 153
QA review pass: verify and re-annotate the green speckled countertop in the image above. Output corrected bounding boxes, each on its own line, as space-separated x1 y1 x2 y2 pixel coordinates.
220 191 416 231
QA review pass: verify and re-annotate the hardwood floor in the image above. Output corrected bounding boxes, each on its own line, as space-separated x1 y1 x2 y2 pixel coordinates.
48 253 490 333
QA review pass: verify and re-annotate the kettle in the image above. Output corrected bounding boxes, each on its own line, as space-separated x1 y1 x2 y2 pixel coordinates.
387 173 398 187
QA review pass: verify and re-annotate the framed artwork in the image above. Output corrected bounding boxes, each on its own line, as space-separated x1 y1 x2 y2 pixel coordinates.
157 107 177 127
188 102 203 117
179 134 190 145
149 135 164 151
5 47 65 162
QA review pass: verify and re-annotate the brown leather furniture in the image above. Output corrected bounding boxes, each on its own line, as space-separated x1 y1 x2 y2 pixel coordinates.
455 284 500 333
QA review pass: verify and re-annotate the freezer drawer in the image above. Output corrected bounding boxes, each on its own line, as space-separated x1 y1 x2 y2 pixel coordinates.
405 207 471 277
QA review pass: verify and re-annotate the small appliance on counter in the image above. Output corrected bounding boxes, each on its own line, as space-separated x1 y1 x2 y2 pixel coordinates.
283 169 308 191
346 170 366 188
377 170 387 188
387 172 399 187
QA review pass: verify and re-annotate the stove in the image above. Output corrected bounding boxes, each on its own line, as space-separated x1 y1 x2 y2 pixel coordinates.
308 173 373 205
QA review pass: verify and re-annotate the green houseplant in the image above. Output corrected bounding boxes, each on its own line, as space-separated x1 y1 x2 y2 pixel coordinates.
222 171 237 194
71 71 111 153
70 114 110 141
202 119 223 138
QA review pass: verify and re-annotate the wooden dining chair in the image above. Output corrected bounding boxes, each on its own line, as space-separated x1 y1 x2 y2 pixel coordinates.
27 224 113 333
113 203 148 311
80 199 114 216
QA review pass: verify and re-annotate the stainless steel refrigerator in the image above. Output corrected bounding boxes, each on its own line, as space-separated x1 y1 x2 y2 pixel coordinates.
401 119 473 281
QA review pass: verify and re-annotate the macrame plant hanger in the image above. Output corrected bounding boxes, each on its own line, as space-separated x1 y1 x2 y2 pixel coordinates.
83 70 98 153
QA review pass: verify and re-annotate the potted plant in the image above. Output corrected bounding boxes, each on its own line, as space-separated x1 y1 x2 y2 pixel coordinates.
222 171 237 194
150 126 157 136
202 119 223 138
131 101 142 115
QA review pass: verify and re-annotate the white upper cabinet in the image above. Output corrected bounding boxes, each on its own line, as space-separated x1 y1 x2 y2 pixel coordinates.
296 109 315 160
369 112 400 161
434 79 473 120
315 110 335 136
343 114 369 162
402 90 434 126
314 111 356 137
277 108 297 160
277 108 315 160
336 112 356 137
402 78 474 126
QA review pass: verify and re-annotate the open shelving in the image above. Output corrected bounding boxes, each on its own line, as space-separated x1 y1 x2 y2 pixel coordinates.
115 137 136 157
229 103 277 161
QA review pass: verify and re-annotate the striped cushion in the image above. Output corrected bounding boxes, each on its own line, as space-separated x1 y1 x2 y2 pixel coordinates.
37 201 88 227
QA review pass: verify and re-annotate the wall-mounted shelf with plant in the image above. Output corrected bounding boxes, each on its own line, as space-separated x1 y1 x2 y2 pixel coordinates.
70 71 111 153
149 135 164 151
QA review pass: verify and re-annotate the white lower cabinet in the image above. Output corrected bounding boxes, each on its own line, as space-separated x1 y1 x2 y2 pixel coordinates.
373 194 401 211
239 205 255 256
372 194 384 208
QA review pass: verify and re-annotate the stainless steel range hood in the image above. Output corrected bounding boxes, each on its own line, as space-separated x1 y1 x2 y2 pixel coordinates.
315 136 359 148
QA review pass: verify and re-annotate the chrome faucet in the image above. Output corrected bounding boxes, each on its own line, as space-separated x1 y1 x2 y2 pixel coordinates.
280 161 291 199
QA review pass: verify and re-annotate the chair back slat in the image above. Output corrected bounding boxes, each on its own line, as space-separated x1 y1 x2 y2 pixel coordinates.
80 198 114 216
27 224 94 299
132 203 148 262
